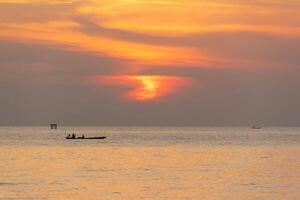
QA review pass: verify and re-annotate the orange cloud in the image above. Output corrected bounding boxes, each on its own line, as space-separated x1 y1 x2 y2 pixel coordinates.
0 21 219 68
3 0 299 72
97 75 193 101
78 0 300 38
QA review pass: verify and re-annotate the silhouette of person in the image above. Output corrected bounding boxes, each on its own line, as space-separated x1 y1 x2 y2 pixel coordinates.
82 134 85 139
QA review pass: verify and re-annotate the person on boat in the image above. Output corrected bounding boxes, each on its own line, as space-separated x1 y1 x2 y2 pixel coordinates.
72 133 76 139
82 134 85 139
67 134 71 139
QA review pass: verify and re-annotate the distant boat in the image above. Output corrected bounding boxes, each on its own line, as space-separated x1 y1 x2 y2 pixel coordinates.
251 126 262 129
66 136 106 140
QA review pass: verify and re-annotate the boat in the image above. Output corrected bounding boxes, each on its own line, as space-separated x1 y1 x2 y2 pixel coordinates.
66 136 106 140
251 126 262 129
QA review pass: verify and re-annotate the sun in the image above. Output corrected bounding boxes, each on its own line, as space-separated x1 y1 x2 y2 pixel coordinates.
97 75 192 102
128 76 159 101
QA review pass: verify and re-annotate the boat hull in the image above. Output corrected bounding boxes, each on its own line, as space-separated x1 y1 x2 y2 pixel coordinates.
66 137 106 140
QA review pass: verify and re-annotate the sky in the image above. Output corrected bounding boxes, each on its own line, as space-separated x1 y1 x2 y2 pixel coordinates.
1 0 300 126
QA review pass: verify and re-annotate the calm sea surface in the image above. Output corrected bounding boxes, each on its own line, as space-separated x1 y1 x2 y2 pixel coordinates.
0 127 299 200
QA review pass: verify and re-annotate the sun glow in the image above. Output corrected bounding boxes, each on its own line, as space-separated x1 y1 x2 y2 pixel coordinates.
98 75 191 101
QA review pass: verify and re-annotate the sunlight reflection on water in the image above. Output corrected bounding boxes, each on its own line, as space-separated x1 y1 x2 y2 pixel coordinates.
0 127 299 200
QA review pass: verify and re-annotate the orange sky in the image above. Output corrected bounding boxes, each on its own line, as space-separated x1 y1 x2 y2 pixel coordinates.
1 0 299 101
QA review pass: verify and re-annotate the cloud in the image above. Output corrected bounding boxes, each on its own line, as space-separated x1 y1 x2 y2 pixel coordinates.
1 0 299 71
0 21 222 69
0 1 80 23
0 41 128 86
78 0 300 37
73 16 300 71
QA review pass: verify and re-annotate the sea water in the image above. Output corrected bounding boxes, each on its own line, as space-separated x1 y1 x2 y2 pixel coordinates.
0 127 299 199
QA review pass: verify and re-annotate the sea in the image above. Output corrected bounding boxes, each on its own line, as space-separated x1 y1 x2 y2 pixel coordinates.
0 127 299 200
